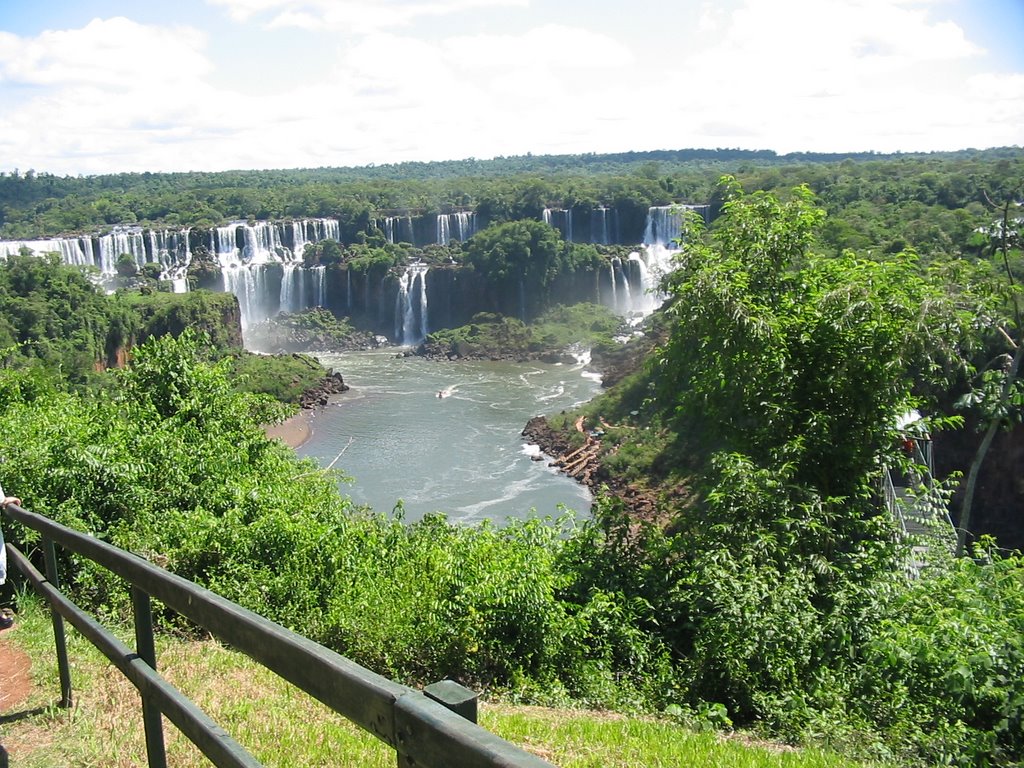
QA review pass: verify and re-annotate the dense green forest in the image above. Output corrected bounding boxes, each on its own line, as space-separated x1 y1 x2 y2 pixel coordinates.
3 149 1022 272
1 149 1022 766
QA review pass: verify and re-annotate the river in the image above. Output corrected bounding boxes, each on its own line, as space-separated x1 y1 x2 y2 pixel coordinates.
297 349 601 524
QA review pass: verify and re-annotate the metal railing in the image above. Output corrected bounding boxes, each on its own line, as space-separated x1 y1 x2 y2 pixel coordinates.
882 436 958 578
2 502 554 768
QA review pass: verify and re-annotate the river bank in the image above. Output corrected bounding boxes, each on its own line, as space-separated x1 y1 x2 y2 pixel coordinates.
264 410 313 449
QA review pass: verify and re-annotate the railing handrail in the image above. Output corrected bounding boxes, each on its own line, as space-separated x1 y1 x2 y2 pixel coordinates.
3 502 554 768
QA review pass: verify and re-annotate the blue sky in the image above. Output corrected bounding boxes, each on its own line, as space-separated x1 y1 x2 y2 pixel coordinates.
1 0 1021 175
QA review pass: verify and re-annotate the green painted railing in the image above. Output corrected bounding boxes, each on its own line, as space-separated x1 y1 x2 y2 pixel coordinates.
2 502 554 768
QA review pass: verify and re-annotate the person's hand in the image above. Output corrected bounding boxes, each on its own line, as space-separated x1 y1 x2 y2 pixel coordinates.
2 496 21 507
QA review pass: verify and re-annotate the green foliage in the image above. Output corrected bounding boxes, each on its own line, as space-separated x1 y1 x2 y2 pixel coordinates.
465 219 566 318
853 545 1024 766
345 244 401 274
120 288 243 350
1 157 1022 768
422 303 620 360
114 253 138 278
658 179 979 498
0 315 1020 766
227 348 333 404
530 302 623 349
424 313 535 359
0 253 135 384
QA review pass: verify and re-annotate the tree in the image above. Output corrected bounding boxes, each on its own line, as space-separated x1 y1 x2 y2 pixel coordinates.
465 219 564 319
115 252 138 277
956 184 1024 556
657 177 975 501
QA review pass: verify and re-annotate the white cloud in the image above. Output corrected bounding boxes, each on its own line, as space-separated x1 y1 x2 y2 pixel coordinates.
0 17 250 174
640 0 1001 153
0 17 210 88
0 0 1019 175
208 0 530 33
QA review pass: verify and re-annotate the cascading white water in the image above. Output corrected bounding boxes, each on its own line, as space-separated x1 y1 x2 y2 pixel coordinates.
148 228 192 292
97 228 147 273
216 222 284 329
280 262 302 314
1 217 340 322
312 266 326 308
627 253 656 313
243 222 287 264
223 264 271 330
591 206 612 245
291 221 308 261
319 219 341 243
436 212 477 245
394 263 430 345
381 215 414 245
609 256 634 313
0 237 95 269
212 224 242 264
624 204 709 313
542 209 573 242
453 211 475 242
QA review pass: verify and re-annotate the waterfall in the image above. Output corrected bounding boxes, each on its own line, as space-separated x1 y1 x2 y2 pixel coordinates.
291 221 308 260
542 209 573 241
223 264 271 329
394 263 430 345
320 219 341 242
609 258 617 309
591 206 614 245
212 224 242 264
97 227 147 273
0 237 95 269
436 212 477 245
627 253 656 312
608 256 634 313
346 268 353 311
383 215 414 245
454 211 475 242
242 222 287 264
313 266 326 308
280 263 306 314
628 205 708 313
147 228 192 292
1 216 344 332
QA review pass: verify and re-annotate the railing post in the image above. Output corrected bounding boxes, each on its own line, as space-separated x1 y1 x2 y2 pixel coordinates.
396 681 481 767
424 680 478 724
42 537 73 708
133 586 167 768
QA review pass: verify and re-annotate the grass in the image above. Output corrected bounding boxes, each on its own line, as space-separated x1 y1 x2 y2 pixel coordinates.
1 596 869 768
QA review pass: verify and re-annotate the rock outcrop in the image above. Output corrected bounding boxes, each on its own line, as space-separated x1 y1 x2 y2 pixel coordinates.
299 370 349 409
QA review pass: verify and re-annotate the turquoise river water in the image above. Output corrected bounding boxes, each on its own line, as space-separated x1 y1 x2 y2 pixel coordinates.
297 349 601 524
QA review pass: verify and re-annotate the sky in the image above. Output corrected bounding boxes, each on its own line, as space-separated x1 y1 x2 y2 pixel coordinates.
1 0 1022 176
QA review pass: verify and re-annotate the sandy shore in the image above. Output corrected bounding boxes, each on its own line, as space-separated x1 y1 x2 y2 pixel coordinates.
264 410 313 449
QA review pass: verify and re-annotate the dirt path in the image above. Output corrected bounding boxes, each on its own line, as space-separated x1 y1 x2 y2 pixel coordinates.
0 628 33 713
